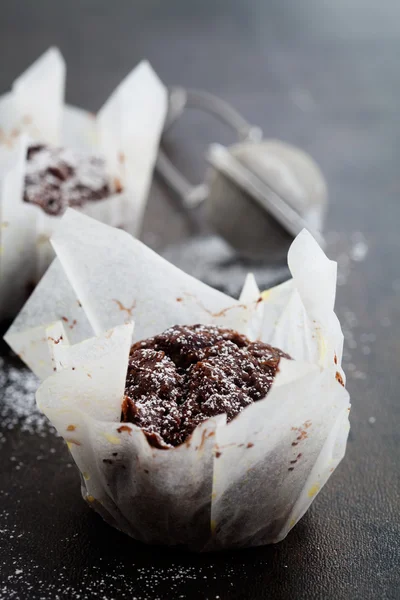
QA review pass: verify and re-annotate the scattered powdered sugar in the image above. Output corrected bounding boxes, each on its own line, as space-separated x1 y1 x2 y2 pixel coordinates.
349 239 368 262
161 230 370 298
162 235 289 297
0 357 54 445
326 231 369 287
325 231 376 382
338 307 373 382
0 558 240 600
0 496 244 600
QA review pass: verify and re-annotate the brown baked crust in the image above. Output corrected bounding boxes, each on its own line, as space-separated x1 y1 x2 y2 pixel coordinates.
122 324 290 448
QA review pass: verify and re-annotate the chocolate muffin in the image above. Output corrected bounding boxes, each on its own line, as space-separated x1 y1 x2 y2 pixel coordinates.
24 144 118 216
122 324 290 447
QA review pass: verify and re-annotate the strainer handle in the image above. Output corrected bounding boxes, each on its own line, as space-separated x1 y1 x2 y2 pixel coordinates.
156 87 262 208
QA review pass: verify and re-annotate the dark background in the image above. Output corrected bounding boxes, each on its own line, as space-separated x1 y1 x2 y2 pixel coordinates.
1 1 400 599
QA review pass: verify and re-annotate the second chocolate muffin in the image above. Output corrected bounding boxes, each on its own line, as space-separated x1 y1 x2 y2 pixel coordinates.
24 144 119 216
122 324 290 448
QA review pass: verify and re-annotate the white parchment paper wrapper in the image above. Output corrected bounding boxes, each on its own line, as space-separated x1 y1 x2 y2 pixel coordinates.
0 48 167 318
5 210 350 551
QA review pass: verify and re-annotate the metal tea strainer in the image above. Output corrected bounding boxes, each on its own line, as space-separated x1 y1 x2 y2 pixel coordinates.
156 87 327 262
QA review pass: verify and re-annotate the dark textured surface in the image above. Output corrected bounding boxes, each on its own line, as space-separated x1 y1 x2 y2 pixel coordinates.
1 1 400 599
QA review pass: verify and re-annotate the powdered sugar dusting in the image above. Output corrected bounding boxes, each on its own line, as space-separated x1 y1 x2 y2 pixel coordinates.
24 144 113 216
0 485 244 599
0 358 54 445
326 231 369 287
161 235 290 298
124 324 288 447
0 540 242 600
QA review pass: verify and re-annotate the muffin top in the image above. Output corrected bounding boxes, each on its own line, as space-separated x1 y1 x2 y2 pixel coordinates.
122 324 290 447
24 144 118 216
